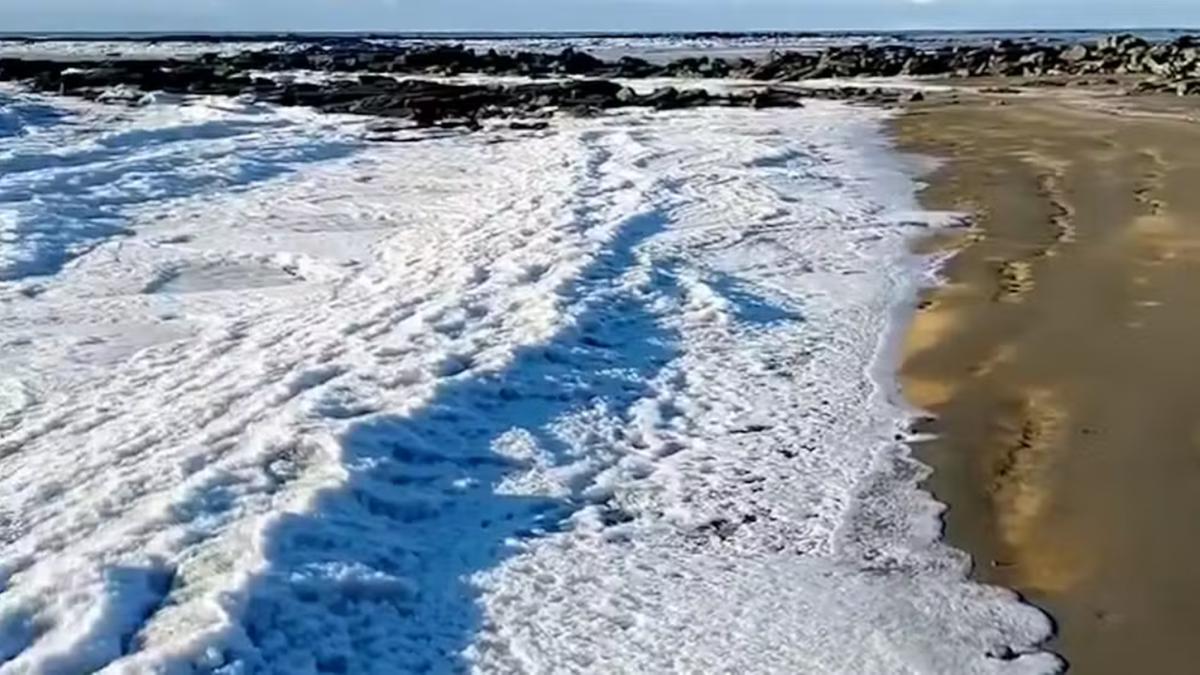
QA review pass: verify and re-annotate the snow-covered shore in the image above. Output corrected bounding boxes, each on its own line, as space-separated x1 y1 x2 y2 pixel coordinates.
0 86 1055 673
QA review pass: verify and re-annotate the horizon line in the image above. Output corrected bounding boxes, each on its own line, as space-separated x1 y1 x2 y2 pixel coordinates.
1 27 1198 41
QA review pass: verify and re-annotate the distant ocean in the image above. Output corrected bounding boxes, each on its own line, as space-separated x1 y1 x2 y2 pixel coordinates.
0 28 1196 41
2 28 1196 64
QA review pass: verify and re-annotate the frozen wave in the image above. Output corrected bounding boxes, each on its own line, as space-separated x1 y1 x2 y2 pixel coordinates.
0 88 358 282
0 95 1056 674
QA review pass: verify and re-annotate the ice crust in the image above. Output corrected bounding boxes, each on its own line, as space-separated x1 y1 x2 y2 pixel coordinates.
0 86 1057 674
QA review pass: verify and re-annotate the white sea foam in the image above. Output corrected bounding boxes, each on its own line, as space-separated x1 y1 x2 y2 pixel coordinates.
0 86 1057 674
0 41 289 60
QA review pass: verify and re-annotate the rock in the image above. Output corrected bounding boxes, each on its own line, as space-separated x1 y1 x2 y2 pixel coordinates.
901 53 951 76
1134 78 1171 94
509 120 550 131
746 51 819 81
1175 79 1200 96
556 47 604 74
665 56 732 78
745 87 808 109
358 74 399 87
1143 54 1173 77
643 86 681 109
511 79 626 110
1063 44 1090 62
1179 48 1200 69
675 88 711 108
615 56 657 78
1101 33 1150 53
364 120 407 134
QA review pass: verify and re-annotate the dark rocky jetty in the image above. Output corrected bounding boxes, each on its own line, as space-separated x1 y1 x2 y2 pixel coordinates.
0 57 819 129
186 34 1200 83
1 34 1197 130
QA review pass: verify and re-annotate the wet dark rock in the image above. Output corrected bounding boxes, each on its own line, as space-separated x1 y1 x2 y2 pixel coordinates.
743 87 810 109
5 32 1200 134
1062 44 1091 62
614 56 658 78
511 79 626 109
1175 79 1200 96
1135 78 1173 94
643 86 685 109
0 53 818 129
696 517 740 541
508 120 551 131
7 33 1200 91
664 56 732 78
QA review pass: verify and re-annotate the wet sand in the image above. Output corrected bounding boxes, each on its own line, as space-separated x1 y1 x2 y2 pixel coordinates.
896 86 1200 673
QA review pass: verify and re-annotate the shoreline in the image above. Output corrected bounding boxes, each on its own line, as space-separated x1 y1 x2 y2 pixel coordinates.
0 88 1058 671
890 88 1073 666
4 28 1198 668
895 84 1200 672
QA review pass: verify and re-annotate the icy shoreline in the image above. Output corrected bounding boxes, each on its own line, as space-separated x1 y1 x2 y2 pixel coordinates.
0 89 1055 673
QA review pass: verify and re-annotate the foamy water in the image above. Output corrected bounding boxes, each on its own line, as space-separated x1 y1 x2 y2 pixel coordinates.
0 80 1056 673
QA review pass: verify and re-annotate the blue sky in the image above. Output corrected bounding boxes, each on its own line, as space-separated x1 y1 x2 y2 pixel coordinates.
1 1 1198 33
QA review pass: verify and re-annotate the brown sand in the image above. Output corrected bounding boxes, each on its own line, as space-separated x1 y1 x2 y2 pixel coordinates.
896 86 1200 673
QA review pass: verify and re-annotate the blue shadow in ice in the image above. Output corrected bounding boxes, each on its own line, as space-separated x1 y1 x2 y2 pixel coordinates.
0 94 357 281
236 209 680 673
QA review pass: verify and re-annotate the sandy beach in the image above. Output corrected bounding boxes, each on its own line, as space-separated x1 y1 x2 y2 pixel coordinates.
898 85 1200 672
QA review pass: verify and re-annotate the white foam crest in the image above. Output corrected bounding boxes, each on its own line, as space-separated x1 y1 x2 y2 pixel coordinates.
0 97 1057 674
471 105 1057 674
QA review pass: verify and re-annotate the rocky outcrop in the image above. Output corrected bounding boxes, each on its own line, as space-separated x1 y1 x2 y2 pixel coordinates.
739 34 1200 85
4 32 1199 130
0 44 955 131
0 57 837 129
195 34 1200 84
236 34 1200 95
